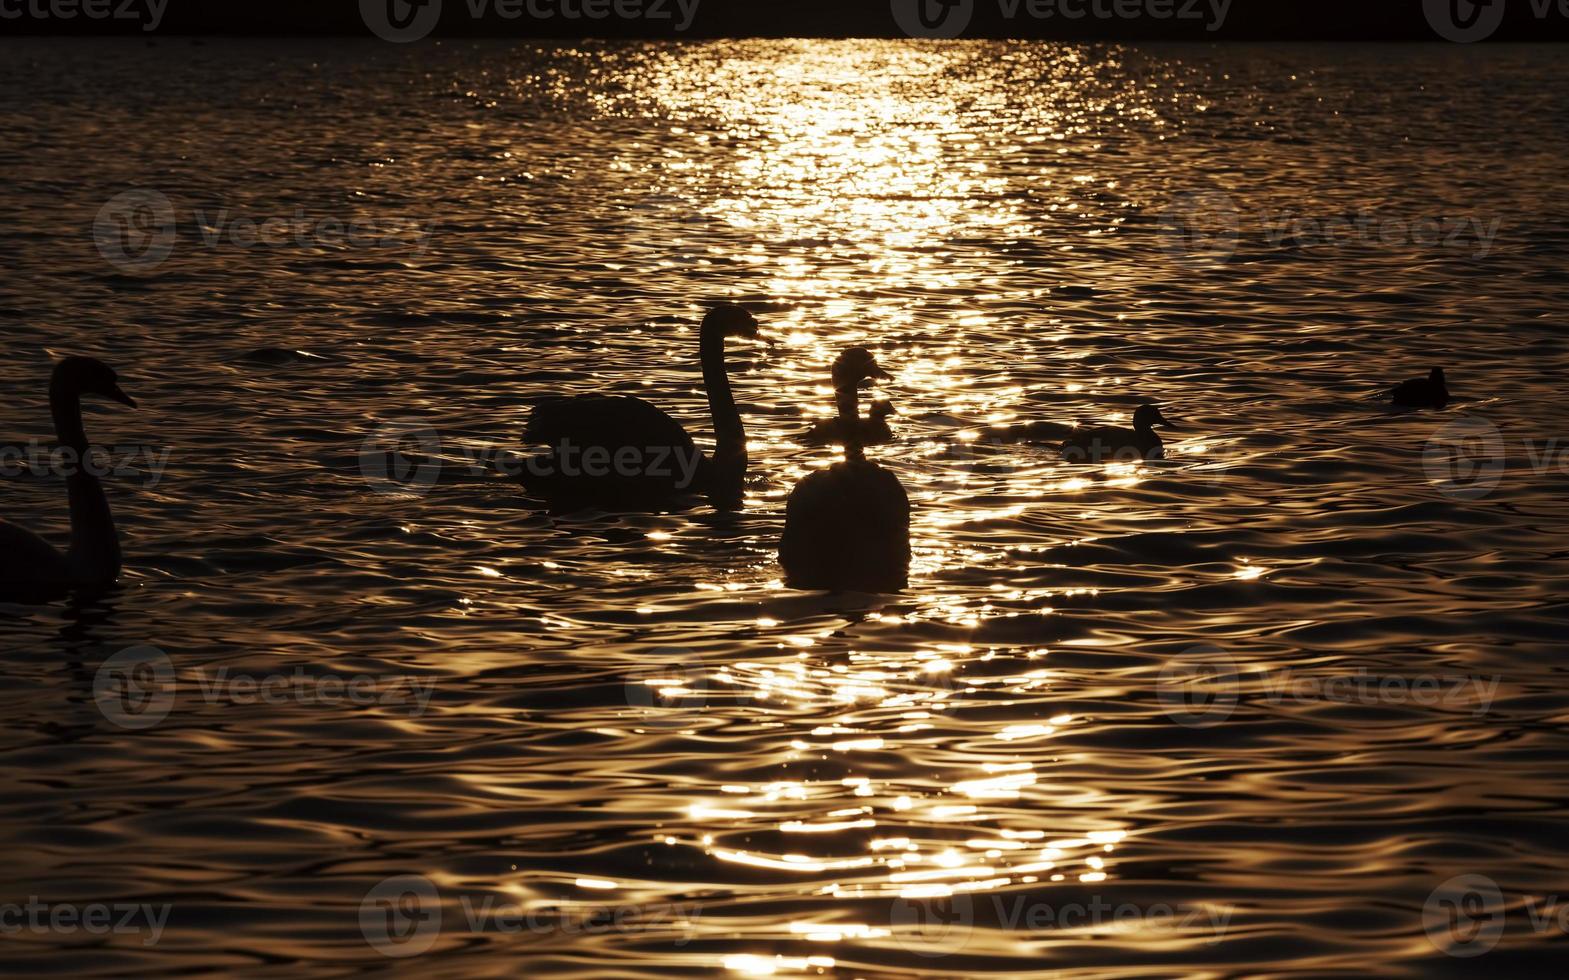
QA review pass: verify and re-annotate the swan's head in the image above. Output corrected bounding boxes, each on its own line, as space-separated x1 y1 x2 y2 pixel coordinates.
832 347 891 392
703 304 761 340
1134 404 1174 430
53 356 136 408
1429 367 1446 385
869 399 896 420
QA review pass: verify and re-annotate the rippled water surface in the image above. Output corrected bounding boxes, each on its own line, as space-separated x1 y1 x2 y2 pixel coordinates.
3 39 1569 977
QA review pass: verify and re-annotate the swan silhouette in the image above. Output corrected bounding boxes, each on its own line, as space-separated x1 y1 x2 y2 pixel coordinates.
520 304 762 512
1390 367 1449 409
803 399 896 446
986 404 1176 463
780 348 910 592
0 357 137 595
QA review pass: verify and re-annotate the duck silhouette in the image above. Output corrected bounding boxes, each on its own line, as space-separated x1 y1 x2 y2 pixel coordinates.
780 349 910 592
1059 404 1176 464
1 357 137 595
988 404 1175 463
520 305 763 512
803 399 896 446
1390 368 1449 409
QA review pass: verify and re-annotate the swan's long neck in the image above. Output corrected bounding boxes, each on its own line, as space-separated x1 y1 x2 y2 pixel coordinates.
699 325 747 510
50 381 121 583
701 327 745 464
835 384 865 463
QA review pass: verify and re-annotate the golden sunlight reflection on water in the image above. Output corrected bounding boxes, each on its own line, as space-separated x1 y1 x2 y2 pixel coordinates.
4 37 1569 979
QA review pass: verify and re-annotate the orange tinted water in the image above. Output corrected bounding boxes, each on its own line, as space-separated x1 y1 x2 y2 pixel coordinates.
2 38 1567 977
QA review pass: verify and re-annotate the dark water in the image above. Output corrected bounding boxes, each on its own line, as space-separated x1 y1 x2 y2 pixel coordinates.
2 38 1569 977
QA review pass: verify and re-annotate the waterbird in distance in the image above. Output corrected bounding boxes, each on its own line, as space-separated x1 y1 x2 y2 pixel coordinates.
1390 367 1449 409
986 403 1177 464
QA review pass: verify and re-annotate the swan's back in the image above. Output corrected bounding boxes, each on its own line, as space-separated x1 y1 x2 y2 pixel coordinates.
781 460 910 592
519 395 709 509
0 520 72 587
524 395 696 454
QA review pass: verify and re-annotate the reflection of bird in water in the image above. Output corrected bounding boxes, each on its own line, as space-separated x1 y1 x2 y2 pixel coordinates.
1390 367 1449 409
987 404 1177 463
1 357 138 596
802 399 896 446
780 348 910 593
519 305 764 512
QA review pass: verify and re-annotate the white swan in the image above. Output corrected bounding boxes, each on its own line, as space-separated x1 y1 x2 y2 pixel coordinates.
0 357 137 594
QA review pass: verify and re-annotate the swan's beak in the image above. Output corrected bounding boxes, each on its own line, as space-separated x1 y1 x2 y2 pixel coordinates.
868 365 892 382
106 384 137 408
